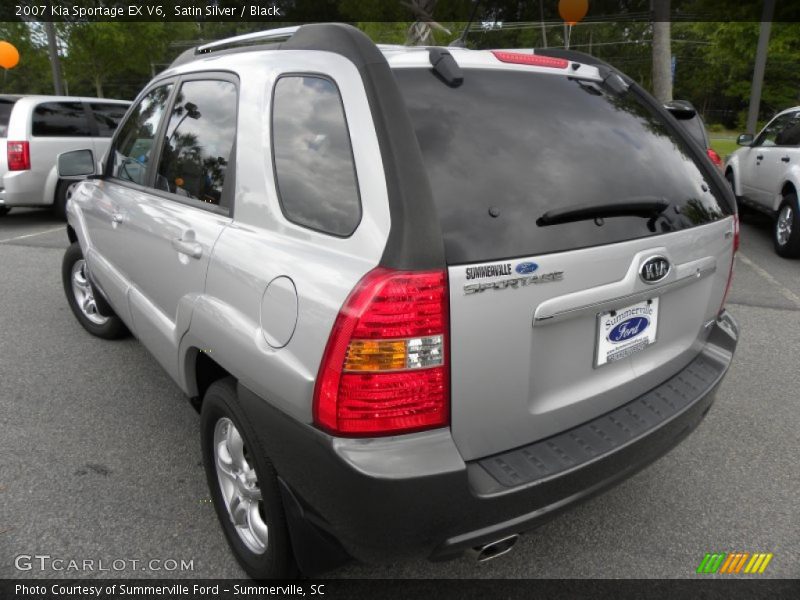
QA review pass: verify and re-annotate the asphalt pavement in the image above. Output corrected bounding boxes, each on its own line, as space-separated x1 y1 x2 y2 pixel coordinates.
0 207 798 579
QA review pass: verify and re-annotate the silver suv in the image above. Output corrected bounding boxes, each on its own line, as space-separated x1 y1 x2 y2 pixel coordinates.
0 95 129 218
58 25 739 578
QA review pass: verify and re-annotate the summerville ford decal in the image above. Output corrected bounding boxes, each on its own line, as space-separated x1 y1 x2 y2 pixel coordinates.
463 261 563 295
607 316 651 343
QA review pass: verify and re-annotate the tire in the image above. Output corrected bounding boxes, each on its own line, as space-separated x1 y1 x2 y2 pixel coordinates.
53 179 78 220
201 378 298 579
774 194 800 258
62 242 129 339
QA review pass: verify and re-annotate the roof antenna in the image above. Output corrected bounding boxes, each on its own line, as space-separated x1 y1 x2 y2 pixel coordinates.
449 0 481 48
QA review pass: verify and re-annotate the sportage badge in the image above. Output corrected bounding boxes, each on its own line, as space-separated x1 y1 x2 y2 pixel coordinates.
640 256 670 284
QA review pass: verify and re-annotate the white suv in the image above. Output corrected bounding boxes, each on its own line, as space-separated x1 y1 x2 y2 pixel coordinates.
0 95 130 218
725 106 800 256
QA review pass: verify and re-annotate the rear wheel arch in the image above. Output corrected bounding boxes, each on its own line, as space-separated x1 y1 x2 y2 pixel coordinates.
66 225 77 244
781 181 797 200
186 348 233 411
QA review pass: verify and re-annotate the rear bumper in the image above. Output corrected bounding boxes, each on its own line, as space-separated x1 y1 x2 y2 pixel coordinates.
238 310 738 567
0 171 46 206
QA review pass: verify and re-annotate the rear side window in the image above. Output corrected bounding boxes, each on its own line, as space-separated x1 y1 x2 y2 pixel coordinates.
110 84 173 186
775 111 800 146
32 102 92 137
155 80 237 207
90 103 129 137
394 68 731 264
271 75 361 237
0 99 16 137
755 112 796 147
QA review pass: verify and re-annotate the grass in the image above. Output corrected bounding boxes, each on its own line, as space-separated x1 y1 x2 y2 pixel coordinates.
708 130 740 162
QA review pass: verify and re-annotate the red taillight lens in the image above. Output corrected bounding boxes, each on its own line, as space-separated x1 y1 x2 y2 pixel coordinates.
313 268 449 436
491 50 569 69
719 213 739 314
707 148 723 168
7 141 30 171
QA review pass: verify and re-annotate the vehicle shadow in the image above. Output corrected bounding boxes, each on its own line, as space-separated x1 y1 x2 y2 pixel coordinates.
0 207 62 228
738 207 773 236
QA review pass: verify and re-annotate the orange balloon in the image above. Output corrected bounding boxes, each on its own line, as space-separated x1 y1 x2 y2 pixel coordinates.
559 0 589 25
0 41 20 69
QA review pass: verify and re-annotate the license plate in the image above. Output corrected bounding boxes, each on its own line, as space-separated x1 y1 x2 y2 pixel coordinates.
596 298 659 367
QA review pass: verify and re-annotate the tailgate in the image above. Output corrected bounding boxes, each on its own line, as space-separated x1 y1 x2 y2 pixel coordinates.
393 60 736 461
448 219 733 460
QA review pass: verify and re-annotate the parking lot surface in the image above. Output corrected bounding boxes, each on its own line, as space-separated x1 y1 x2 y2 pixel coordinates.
1 208 798 579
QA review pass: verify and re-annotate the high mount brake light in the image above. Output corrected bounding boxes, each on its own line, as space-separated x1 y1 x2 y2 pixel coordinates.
491 51 569 69
313 268 449 436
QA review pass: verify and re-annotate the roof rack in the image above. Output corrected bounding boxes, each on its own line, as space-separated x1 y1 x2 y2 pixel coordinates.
196 26 300 54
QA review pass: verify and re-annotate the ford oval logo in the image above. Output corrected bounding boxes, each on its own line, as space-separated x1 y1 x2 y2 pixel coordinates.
607 317 650 343
515 262 539 275
640 256 670 284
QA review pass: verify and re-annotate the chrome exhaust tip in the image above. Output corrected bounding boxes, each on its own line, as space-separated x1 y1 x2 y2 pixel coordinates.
471 534 519 563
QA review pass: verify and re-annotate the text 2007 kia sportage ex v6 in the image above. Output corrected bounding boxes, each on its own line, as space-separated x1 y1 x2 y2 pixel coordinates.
57 24 738 578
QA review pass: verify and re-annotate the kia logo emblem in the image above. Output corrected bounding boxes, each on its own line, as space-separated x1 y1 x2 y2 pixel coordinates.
640 256 670 284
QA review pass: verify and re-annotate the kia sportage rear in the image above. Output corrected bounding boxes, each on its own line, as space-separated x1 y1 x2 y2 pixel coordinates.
59 25 738 579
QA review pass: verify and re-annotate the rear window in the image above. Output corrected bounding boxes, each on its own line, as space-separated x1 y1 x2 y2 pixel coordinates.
90 103 129 137
394 68 731 264
0 99 16 137
32 102 92 137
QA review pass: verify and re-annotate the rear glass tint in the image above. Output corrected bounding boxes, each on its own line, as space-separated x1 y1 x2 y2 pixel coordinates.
0 99 16 137
32 102 92 137
394 68 731 264
90 103 129 137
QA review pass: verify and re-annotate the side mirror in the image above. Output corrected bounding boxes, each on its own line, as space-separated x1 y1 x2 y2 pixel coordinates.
664 99 697 120
57 149 96 178
737 133 754 146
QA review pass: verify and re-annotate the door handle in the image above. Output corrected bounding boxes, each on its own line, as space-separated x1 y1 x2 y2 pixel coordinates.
756 154 764 161
781 156 790 163
171 237 203 259
111 213 124 224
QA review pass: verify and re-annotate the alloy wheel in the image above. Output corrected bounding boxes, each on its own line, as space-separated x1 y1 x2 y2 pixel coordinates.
70 259 109 325
213 417 269 555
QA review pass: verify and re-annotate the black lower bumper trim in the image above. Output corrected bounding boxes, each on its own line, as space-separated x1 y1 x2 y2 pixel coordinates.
476 353 724 491
236 312 738 566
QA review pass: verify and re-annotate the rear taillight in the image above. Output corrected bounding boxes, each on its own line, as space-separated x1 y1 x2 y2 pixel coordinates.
7 141 30 171
313 268 449 436
707 148 723 169
719 213 739 314
491 50 569 69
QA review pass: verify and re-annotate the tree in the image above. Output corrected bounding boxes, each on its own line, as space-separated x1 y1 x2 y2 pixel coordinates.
0 22 52 94
62 22 177 98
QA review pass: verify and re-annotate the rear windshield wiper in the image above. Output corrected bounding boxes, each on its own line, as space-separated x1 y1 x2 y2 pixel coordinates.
537 198 670 227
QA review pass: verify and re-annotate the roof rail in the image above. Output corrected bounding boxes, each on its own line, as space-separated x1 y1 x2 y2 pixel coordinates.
196 26 300 54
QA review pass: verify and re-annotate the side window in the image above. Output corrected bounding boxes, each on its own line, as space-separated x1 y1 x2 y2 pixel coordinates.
775 112 800 147
272 75 361 237
754 113 794 147
32 102 92 137
155 80 237 207
110 84 173 186
0 99 17 137
90 103 129 137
